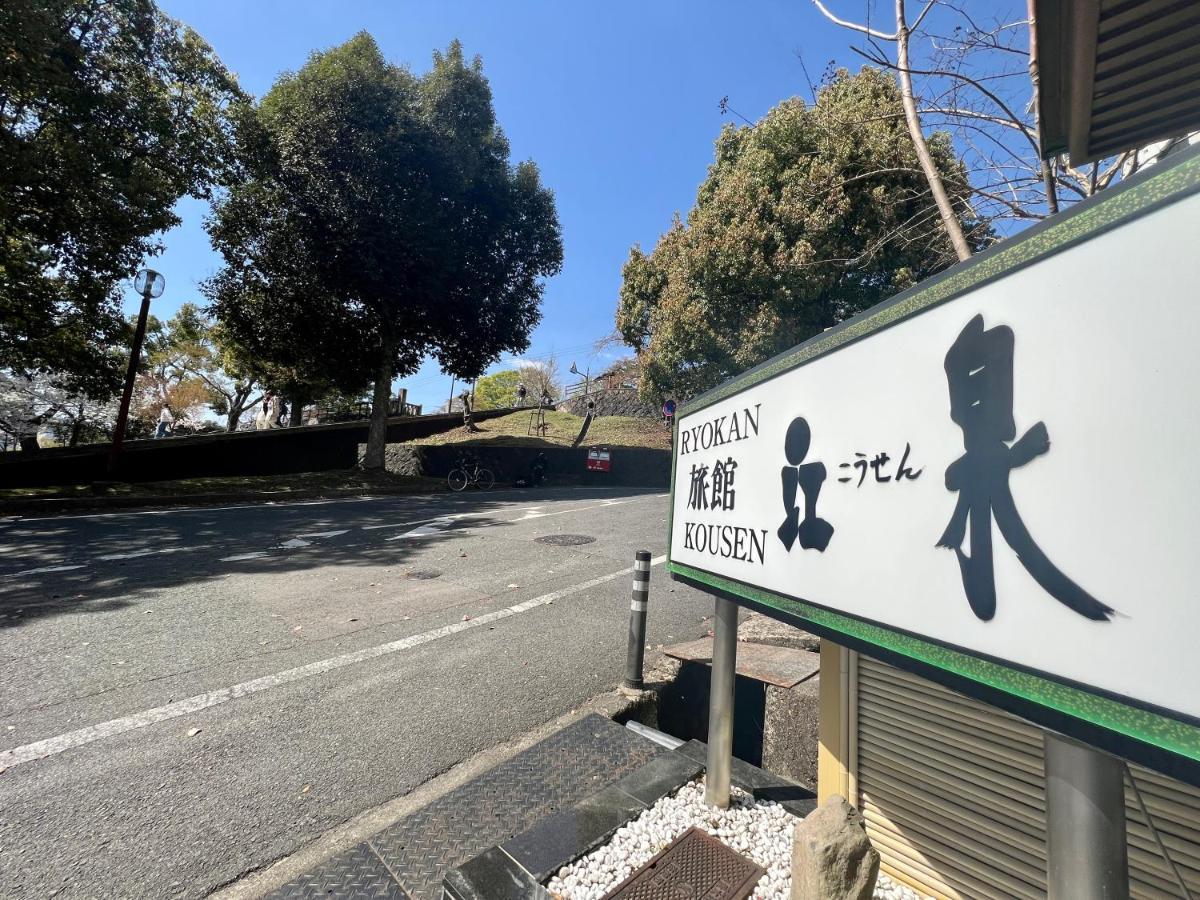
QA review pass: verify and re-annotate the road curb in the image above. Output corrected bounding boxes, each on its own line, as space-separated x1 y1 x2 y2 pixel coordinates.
0 484 449 516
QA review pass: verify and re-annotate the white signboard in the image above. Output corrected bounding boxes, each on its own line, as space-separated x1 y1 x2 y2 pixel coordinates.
668 148 1200 780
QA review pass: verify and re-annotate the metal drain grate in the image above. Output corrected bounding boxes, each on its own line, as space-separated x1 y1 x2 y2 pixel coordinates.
534 534 596 546
405 569 442 580
601 827 765 900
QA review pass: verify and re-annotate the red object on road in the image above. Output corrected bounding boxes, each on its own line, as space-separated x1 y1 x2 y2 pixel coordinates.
586 446 611 472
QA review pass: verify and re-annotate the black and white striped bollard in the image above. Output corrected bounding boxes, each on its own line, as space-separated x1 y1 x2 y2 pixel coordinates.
624 550 652 689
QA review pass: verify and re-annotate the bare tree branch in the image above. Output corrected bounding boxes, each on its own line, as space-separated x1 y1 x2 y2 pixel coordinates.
909 0 938 32
811 0 898 40
1097 151 1132 190
850 44 1041 157
919 107 1028 131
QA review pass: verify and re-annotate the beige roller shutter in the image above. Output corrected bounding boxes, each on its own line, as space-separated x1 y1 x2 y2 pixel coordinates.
853 655 1200 899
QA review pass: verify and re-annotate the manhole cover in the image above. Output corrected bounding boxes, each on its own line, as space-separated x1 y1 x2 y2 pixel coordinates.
405 569 442 580
602 827 764 900
534 534 596 546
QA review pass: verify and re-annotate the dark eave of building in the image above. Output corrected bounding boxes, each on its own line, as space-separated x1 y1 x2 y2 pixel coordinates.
1034 0 1200 165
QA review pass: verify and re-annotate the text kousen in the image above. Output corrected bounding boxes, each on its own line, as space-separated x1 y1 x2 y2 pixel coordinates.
683 522 768 565
679 405 761 455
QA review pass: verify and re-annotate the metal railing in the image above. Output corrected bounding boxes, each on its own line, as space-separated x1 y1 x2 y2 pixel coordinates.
315 400 422 423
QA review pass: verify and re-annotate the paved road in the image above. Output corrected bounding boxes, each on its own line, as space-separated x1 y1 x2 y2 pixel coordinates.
0 486 714 899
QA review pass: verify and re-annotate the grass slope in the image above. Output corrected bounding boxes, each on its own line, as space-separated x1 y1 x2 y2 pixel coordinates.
413 410 671 450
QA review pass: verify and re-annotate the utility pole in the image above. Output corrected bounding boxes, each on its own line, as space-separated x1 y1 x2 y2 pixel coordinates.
107 269 164 476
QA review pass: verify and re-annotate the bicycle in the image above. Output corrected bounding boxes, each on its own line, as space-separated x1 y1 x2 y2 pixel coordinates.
447 457 495 492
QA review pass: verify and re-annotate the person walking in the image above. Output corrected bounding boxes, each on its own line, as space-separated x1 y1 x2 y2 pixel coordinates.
256 393 273 430
155 405 174 439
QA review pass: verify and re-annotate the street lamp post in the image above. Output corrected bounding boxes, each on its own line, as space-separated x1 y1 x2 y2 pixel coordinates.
570 361 590 397
106 269 164 476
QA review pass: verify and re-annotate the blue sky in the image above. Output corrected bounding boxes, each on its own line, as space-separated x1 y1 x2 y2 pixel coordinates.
143 0 861 411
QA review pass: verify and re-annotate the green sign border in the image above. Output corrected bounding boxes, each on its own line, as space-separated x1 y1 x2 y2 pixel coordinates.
666 144 1200 781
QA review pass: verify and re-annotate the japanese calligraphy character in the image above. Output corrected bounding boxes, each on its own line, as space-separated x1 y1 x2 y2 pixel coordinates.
837 453 867 486
710 457 737 511
896 443 922 481
778 417 834 552
870 452 892 482
938 315 1113 621
687 463 710 511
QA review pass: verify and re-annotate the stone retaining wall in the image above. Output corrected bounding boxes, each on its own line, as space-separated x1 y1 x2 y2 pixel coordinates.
558 386 661 419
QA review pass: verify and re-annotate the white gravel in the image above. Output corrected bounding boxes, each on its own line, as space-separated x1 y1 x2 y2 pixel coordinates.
874 871 927 900
546 776 927 900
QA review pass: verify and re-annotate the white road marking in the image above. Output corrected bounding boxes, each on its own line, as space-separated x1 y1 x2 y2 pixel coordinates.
97 549 156 561
96 546 204 562
278 538 311 549
386 517 456 541
516 496 654 521
0 555 667 770
360 519 430 530
382 496 659 541
5 564 86 578
297 530 348 539
220 552 269 562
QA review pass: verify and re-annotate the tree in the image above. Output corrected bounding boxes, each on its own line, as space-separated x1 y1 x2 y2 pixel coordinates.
202 323 265 431
810 1 1141 231
813 0 971 260
473 370 521 410
517 357 561 403
206 35 562 469
142 303 264 431
129 310 214 433
0 371 117 450
0 0 244 393
617 67 987 401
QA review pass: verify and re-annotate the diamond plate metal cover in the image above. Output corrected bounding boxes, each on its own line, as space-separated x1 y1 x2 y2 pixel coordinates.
266 842 411 899
601 827 765 900
370 714 660 900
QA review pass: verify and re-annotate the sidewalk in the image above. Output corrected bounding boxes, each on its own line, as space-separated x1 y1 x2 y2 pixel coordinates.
261 714 663 900
244 713 815 900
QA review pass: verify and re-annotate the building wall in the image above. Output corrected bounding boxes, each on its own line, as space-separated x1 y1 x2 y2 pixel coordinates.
817 643 1200 898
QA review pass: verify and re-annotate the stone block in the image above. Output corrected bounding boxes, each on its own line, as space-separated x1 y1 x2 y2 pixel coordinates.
762 673 820 790
791 796 880 900
738 612 820 652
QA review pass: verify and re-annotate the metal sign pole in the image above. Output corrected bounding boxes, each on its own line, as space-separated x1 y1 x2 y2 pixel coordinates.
705 596 738 809
1044 731 1129 899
